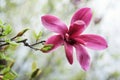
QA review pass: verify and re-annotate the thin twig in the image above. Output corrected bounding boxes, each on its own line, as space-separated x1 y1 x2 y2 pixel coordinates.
16 39 40 50
0 40 5 42
11 36 18 40
0 36 45 51
30 41 45 46
0 43 9 47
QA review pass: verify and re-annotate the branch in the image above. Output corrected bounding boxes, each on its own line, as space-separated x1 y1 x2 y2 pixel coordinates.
30 41 45 46
17 39 40 50
0 38 45 51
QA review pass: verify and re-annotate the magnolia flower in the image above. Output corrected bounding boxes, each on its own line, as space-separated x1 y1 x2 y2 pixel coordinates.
41 7 108 71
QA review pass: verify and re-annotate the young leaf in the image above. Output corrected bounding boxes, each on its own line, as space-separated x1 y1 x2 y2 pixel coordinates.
36 31 42 41
2 24 12 36
32 31 43 41
5 39 18 46
8 41 18 46
3 71 17 80
1 67 10 74
32 31 37 39
32 61 37 72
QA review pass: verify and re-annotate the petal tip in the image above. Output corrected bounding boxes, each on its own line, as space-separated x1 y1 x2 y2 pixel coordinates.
41 15 48 21
81 61 90 71
82 65 89 71
69 61 73 65
71 7 92 26
101 40 108 50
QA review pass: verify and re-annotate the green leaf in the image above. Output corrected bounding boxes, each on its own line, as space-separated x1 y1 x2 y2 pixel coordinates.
2 24 12 36
0 20 3 25
1 67 17 80
5 39 18 46
36 31 42 41
32 31 37 39
0 65 6 70
1 67 10 74
7 41 18 46
11 70 18 78
32 61 37 72
0 53 6 59
3 71 17 80
40 44 53 52
31 68 41 79
0 20 12 37
8 41 18 46
32 31 43 41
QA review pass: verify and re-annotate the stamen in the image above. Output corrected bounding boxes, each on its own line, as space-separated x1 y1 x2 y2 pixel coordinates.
64 33 76 45
65 33 69 41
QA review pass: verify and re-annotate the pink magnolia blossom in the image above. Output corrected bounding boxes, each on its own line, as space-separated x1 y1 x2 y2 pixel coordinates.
41 7 108 71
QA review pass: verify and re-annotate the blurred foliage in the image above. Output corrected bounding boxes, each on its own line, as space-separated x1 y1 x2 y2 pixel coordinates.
0 20 12 37
32 31 43 42
0 0 17 12
0 20 44 80
0 20 17 80
70 71 86 80
107 71 120 80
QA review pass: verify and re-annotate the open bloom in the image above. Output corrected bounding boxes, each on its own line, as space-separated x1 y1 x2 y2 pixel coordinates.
41 7 108 71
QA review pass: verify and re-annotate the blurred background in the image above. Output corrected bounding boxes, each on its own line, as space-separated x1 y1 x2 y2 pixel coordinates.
0 0 120 80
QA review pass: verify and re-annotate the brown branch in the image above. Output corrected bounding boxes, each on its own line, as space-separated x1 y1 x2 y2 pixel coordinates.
0 38 45 51
0 43 9 47
30 40 45 46
17 39 40 50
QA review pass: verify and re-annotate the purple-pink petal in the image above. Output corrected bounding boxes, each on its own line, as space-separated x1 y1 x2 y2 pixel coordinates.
79 34 108 50
41 15 68 35
68 20 86 37
44 35 63 53
74 37 86 45
64 42 73 64
71 7 92 26
74 44 90 71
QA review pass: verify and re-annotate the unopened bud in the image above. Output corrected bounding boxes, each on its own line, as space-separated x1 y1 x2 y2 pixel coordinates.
40 44 53 52
31 68 41 78
16 28 29 37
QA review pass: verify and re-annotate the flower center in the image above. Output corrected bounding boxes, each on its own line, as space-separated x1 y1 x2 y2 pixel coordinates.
64 33 76 45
